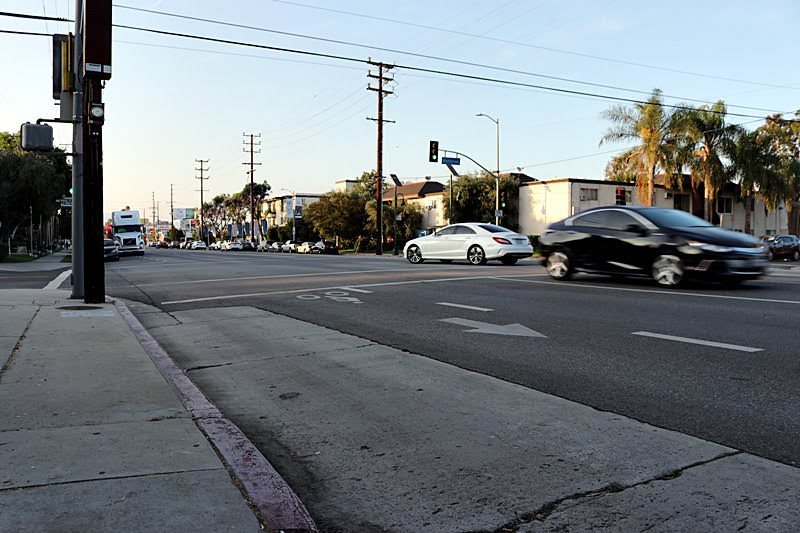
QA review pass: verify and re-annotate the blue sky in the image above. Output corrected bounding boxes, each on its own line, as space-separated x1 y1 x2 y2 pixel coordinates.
1 1 798 220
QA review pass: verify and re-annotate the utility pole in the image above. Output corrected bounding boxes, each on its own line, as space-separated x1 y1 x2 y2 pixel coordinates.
170 184 174 230
195 159 210 244
151 191 156 241
242 133 261 244
367 59 395 255
70 0 85 298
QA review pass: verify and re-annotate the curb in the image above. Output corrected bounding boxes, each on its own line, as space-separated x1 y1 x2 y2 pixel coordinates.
114 299 318 533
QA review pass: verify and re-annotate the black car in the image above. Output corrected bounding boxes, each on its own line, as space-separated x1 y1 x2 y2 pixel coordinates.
241 240 255 251
538 206 767 286
761 234 800 262
313 240 339 255
103 239 120 262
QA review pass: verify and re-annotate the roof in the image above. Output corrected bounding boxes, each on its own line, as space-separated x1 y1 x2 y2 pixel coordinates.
383 181 444 200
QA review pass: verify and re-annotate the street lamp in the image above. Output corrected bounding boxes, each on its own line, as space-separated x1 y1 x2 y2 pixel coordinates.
476 113 501 225
389 174 405 256
280 188 297 241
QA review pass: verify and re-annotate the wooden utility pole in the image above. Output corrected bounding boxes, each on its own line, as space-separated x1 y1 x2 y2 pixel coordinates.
242 133 261 243
170 183 174 231
367 60 395 255
195 159 210 244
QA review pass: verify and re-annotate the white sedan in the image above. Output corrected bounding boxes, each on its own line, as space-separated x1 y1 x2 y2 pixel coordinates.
403 223 532 265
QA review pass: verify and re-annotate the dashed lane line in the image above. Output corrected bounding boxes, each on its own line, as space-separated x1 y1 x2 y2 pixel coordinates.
436 302 493 312
631 331 763 352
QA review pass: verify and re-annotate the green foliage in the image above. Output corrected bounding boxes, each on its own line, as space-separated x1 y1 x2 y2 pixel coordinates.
303 191 368 246
0 132 69 245
351 170 379 201
604 149 638 183
443 172 521 230
365 199 424 249
166 228 184 242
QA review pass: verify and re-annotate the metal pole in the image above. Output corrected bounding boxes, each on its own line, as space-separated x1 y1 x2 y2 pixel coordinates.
449 174 453 225
70 0 84 298
29 206 33 255
393 187 397 256
495 118 500 226
292 191 296 242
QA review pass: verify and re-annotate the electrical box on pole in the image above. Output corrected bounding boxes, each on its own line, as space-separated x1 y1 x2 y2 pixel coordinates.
20 123 54 151
429 140 439 162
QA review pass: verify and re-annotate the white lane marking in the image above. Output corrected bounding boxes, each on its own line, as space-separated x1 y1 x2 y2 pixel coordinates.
160 273 548 305
439 317 546 337
631 331 762 353
436 302 493 312
492 277 800 305
136 267 480 287
341 287 373 293
44 269 71 290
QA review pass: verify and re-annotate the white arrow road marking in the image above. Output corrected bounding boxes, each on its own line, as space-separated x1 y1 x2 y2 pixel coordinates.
631 331 763 352
439 317 546 337
436 302 493 312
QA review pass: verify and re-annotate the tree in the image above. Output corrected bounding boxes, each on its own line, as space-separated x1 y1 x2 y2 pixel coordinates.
732 130 782 234
760 112 800 235
303 191 368 247
0 132 68 250
600 89 686 206
241 180 271 239
604 149 638 183
351 170 379 201
683 101 741 221
442 172 521 229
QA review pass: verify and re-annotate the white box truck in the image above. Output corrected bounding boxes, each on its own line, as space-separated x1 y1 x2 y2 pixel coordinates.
111 210 145 256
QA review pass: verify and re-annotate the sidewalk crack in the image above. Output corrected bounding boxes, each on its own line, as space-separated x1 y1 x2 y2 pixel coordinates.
490 450 743 532
0 307 40 385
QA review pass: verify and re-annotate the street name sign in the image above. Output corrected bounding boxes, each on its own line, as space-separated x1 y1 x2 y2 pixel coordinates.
441 157 461 165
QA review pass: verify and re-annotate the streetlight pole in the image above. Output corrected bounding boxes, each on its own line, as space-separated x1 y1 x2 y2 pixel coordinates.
476 113 500 225
281 188 296 241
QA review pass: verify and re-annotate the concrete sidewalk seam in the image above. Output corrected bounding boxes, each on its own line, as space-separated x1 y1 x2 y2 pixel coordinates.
0 307 39 385
114 299 319 533
490 450 745 532
0 467 224 493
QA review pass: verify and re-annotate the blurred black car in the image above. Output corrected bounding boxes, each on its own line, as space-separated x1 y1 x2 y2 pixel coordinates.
538 206 767 287
313 241 339 255
103 239 120 262
761 234 800 262
241 240 255 251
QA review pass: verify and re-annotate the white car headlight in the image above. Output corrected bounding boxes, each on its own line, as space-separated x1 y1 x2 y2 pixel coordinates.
687 240 732 253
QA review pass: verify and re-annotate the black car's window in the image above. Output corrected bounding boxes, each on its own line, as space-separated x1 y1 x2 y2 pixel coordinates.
477 224 512 233
572 210 611 228
641 208 712 228
454 225 477 235
436 226 458 236
606 210 643 231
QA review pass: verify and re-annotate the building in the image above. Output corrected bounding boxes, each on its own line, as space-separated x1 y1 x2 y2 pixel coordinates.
382 180 447 230
263 193 323 228
519 177 789 237
333 179 357 193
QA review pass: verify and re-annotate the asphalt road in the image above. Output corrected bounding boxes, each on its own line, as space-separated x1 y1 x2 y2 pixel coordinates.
0 269 66 289
105 248 800 467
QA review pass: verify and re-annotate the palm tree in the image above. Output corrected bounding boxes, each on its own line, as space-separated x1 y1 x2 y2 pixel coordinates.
682 101 741 221
731 130 780 234
600 89 686 206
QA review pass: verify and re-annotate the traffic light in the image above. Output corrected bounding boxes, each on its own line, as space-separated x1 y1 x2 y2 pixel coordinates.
615 187 626 205
500 191 507 208
429 140 439 163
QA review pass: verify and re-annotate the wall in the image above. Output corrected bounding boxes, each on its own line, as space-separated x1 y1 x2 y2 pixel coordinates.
408 192 446 230
519 180 572 236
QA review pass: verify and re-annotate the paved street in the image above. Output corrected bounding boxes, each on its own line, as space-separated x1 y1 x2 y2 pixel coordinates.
96 248 800 529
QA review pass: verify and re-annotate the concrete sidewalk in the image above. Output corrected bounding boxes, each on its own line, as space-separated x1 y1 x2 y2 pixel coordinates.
0 250 70 272
0 290 263 531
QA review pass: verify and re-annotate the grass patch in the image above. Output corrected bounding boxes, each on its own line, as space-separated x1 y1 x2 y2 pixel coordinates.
0 254 37 263
61 254 72 263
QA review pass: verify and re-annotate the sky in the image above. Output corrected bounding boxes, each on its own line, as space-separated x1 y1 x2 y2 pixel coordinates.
1 0 799 222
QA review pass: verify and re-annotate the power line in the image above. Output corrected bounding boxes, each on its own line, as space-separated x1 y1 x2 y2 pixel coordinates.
109 22 788 121
109 4 785 113
0 10 69 22
267 0 800 91
0 29 52 36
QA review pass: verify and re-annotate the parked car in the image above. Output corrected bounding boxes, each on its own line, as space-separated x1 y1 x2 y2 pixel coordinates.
257 240 275 252
269 241 283 252
156 240 168 249
241 240 255 251
404 223 532 265
227 240 243 251
538 206 767 287
103 239 120 261
148 242 158 247
312 241 339 255
281 240 301 253
191 241 207 250
761 235 800 261
297 241 316 254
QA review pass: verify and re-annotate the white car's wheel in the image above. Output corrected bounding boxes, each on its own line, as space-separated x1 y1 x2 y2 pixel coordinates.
467 245 486 265
407 245 423 264
546 250 572 280
652 254 684 287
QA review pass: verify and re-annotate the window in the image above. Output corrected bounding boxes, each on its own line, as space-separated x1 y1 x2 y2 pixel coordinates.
579 188 598 201
454 225 476 234
716 196 733 214
572 210 610 228
477 224 512 233
673 193 690 212
605 210 642 231
624 190 633 204
436 226 458 236
642 208 712 228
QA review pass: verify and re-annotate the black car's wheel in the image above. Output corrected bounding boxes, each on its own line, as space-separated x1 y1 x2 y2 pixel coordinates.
407 245 423 264
500 256 518 266
793 250 800 262
651 254 684 287
467 245 486 265
546 250 572 280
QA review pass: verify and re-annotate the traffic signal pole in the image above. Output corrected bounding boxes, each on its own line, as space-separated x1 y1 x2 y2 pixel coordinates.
70 0 84 299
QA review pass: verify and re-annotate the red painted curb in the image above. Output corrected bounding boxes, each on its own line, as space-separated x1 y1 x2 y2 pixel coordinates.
114 300 318 533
